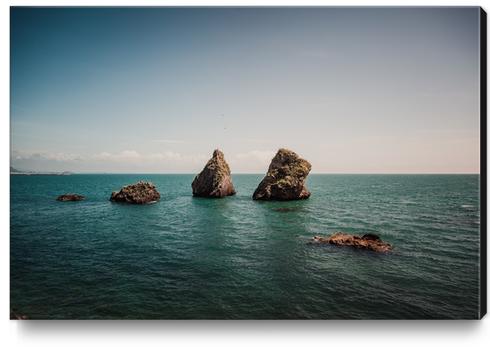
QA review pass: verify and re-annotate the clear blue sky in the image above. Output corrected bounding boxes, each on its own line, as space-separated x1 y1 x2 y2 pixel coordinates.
10 7 481 173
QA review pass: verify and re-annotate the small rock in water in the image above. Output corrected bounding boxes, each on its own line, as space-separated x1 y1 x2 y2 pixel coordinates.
10 309 28 320
56 194 85 202
192 149 236 198
253 148 311 201
110 181 160 204
311 232 392 253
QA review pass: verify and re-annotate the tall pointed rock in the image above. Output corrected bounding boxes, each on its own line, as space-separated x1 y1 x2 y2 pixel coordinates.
253 148 311 200
192 149 236 198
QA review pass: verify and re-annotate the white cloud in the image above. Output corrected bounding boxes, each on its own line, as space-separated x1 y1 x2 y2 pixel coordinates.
93 150 141 161
11 150 82 161
235 150 275 165
12 149 206 165
147 151 206 163
11 149 279 173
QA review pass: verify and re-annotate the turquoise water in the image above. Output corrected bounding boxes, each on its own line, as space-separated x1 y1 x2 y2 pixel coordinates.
10 174 481 319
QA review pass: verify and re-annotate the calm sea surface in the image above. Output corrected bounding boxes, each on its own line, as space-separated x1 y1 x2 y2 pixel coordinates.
10 174 481 319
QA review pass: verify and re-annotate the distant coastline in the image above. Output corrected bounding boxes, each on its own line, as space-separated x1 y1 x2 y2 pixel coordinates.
10 166 73 176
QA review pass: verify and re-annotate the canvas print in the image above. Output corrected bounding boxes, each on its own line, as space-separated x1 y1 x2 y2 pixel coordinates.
10 7 485 319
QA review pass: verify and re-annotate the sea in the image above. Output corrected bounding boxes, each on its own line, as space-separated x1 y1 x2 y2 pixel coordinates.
10 174 481 319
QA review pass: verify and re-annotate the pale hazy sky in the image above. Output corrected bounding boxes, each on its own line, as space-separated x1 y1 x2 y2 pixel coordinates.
11 7 481 173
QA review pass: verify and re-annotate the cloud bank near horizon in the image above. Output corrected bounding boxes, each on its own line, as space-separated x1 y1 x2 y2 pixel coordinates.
11 149 278 173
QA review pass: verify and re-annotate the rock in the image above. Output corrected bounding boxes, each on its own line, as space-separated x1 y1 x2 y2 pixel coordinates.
192 149 236 198
311 232 392 253
56 194 85 202
253 148 311 200
361 233 381 241
110 181 160 204
10 310 28 320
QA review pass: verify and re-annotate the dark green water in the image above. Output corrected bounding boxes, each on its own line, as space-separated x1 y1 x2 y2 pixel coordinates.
10 174 481 319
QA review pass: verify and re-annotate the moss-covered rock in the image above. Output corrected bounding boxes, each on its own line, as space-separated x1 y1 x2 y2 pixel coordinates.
192 149 236 198
56 194 85 202
253 148 311 200
110 181 160 204
311 233 393 253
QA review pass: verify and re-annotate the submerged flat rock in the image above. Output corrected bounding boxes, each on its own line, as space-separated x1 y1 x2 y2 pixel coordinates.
110 181 160 204
56 194 85 202
192 149 236 198
311 232 392 253
253 148 311 200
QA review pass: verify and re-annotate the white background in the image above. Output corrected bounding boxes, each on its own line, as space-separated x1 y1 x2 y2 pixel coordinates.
1 1 488 346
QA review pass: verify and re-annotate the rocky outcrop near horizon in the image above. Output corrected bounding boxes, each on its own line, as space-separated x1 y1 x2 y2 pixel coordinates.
253 148 311 200
110 181 160 204
56 194 85 202
192 149 236 198
311 232 393 253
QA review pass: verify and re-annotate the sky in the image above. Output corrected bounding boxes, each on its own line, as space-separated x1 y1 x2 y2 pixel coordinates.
10 7 481 173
